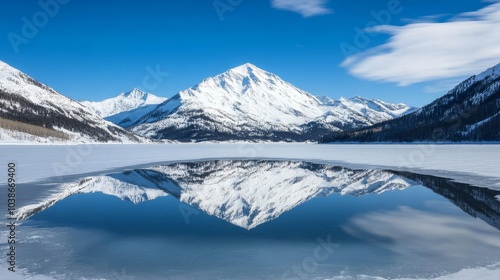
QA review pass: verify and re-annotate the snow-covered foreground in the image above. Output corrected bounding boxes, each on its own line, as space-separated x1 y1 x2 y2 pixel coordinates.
326 263 500 280
1 262 499 280
3 266 500 280
1 144 500 190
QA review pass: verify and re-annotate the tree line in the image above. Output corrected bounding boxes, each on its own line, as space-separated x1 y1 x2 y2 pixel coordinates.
0 117 69 140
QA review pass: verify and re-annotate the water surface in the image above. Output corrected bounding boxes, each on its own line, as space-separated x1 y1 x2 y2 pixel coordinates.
6 160 500 279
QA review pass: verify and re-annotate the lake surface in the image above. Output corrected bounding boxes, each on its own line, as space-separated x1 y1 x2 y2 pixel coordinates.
4 159 500 279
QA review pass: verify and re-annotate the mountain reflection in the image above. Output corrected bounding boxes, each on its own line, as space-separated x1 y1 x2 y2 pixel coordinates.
17 160 500 230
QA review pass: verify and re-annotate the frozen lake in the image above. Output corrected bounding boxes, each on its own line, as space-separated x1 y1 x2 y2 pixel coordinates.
1 145 500 279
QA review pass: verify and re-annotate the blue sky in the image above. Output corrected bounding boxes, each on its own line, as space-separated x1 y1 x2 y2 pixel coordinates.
1 0 499 107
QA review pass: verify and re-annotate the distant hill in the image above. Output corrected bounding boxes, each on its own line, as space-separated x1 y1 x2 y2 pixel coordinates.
80 88 167 128
321 63 500 143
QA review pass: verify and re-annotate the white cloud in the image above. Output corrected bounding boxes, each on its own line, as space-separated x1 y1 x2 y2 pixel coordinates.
342 2 500 86
271 0 332 17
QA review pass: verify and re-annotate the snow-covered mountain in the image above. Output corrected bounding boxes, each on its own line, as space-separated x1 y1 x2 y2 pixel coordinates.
80 88 166 118
130 63 414 142
322 62 500 142
80 88 167 128
304 96 415 137
318 96 415 125
0 60 144 143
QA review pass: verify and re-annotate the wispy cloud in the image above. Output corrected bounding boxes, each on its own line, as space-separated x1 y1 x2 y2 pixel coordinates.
342 2 500 86
271 0 332 17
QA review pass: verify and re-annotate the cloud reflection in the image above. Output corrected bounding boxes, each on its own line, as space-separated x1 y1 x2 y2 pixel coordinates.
343 206 500 258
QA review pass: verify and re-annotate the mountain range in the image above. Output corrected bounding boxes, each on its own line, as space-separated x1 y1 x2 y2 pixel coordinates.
0 59 499 143
120 63 414 142
321 63 500 142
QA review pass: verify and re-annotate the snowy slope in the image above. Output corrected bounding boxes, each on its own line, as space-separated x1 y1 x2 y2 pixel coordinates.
130 63 414 142
105 103 165 128
80 88 167 127
306 96 415 135
318 96 415 126
0 60 144 143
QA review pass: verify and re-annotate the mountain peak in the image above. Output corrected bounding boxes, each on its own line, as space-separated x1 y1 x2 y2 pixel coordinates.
123 88 147 100
187 63 287 95
227 63 271 80
351 96 368 101
230 62 260 72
